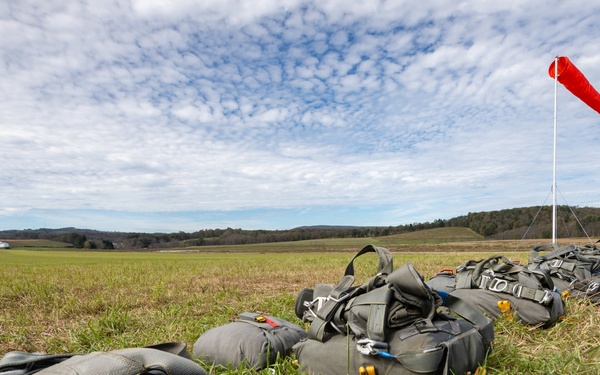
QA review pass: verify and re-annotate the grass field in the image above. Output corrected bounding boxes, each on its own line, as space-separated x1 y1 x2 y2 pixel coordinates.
1 236 599 374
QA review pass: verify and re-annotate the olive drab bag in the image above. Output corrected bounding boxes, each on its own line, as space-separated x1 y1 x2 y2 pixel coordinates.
0 343 208 375
449 255 565 327
293 245 494 375
527 242 600 303
192 313 307 369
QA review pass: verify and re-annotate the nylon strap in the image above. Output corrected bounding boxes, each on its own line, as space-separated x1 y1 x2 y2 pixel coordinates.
307 245 394 342
343 244 393 277
477 274 551 304
308 275 355 341
346 286 392 342
444 294 494 344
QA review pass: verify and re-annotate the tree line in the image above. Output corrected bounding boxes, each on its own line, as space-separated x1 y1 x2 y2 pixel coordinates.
2 205 600 249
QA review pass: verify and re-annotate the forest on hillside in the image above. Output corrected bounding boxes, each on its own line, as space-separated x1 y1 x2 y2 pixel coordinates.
2 205 600 250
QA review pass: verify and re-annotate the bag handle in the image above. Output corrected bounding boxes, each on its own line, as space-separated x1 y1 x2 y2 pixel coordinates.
530 243 575 264
343 244 393 277
307 245 393 342
471 255 518 282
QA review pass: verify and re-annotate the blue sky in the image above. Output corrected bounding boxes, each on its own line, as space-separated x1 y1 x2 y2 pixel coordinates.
2 0 600 233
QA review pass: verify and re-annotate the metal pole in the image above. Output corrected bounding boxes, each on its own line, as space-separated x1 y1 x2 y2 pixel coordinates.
552 56 558 244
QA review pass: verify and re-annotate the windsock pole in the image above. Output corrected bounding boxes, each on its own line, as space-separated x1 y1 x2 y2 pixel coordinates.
552 56 558 244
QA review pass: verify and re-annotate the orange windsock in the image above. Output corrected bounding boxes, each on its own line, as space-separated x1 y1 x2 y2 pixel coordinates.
549 56 600 115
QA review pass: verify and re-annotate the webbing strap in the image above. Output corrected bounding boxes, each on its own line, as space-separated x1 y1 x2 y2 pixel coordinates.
307 245 394 342
478 275 552 304
314 275 354 321
531 244 575 263
556 262 577 272
445 294 494 344
396 318 439 340
367 304 387 342
517 286 551 303
308 275 355 342
347 286 392 342
344 244 394 277
307 315 329 341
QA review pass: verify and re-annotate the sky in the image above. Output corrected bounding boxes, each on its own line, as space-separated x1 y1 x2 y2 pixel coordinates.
2 0 600 233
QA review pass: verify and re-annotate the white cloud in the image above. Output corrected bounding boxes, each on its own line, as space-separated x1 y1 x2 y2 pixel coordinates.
1 0 600 232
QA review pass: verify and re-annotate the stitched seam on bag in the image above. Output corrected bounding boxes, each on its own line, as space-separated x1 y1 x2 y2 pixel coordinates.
102 352 144 372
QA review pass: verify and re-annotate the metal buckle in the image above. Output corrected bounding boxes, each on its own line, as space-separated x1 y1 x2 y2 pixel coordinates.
304 296 330 319
304 296 327 317
512 284 523 298
328 291 351 303
356 339 388 356
489 278 509 292
540 290 554 305
549 259 564 268
479 274 492 289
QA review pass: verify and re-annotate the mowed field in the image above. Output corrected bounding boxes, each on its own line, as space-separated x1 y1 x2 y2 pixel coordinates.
1 229 599 374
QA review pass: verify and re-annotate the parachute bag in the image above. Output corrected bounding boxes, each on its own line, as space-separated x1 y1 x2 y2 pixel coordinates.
192 313 307 370
568 274 600 304
293 245 493 375
425 269 456 294
527 242 600 297
0 342 208 375
451 255 564 327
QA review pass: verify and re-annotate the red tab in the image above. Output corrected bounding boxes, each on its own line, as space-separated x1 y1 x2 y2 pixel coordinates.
263 317 279 327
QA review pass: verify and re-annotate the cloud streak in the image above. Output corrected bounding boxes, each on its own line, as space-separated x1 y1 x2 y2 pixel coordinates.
1 0 600 232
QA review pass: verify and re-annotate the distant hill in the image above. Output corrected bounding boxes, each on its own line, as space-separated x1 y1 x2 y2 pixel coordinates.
293 225 372 230
445 205 600 240
1 205 599 249
377 227 484 243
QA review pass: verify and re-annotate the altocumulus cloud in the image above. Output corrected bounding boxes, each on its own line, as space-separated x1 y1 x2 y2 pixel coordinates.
1 0 600 232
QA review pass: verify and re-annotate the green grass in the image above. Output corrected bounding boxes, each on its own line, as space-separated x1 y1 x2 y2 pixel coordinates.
1 242 599 374
376 226 484 243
